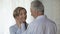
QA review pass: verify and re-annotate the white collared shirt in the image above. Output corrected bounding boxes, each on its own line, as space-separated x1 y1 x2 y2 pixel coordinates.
22 15 57 34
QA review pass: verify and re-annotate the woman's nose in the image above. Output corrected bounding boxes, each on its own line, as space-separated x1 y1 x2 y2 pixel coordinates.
22 14 26 17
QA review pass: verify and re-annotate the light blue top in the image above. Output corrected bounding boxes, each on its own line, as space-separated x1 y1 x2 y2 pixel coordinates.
9 23 26 34
22 15 57 34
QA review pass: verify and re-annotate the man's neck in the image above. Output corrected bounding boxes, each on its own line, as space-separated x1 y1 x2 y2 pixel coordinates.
35 14 43 18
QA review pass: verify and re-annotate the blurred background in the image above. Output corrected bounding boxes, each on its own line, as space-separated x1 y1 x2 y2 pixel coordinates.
0 0 60 34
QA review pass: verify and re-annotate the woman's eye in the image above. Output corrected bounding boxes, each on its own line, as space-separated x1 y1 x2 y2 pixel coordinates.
19 14 22 15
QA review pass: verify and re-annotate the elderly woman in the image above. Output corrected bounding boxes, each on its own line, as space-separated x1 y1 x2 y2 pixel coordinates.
9 7 28 34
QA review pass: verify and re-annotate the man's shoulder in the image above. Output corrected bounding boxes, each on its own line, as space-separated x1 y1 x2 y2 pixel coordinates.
47 18 56 24
35 17 56 27
46 18 57 28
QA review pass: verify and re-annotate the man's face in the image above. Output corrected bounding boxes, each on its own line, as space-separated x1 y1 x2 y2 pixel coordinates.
18 9 27 23
30 8 37 18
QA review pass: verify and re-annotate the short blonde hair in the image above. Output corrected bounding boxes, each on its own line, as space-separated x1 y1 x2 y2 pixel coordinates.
13 7 27 18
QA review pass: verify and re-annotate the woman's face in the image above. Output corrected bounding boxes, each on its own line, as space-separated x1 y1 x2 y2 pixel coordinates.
18 9 27 23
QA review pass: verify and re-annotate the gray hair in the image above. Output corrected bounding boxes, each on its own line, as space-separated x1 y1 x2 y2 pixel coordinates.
31 0 44 13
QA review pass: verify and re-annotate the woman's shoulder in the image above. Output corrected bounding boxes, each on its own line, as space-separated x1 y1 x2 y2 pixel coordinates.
9 24 17 30
9 24 18 33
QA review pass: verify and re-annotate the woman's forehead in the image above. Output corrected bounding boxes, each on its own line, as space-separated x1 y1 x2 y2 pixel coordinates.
19 9 27 13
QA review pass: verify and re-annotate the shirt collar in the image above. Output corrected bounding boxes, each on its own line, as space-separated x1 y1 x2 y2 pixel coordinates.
15 23 25 29
36 15 47 20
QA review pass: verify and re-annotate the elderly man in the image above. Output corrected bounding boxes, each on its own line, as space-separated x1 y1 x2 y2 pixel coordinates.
22 0 57 34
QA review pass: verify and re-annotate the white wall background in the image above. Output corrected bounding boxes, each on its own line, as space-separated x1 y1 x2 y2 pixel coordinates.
0 0 60 34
